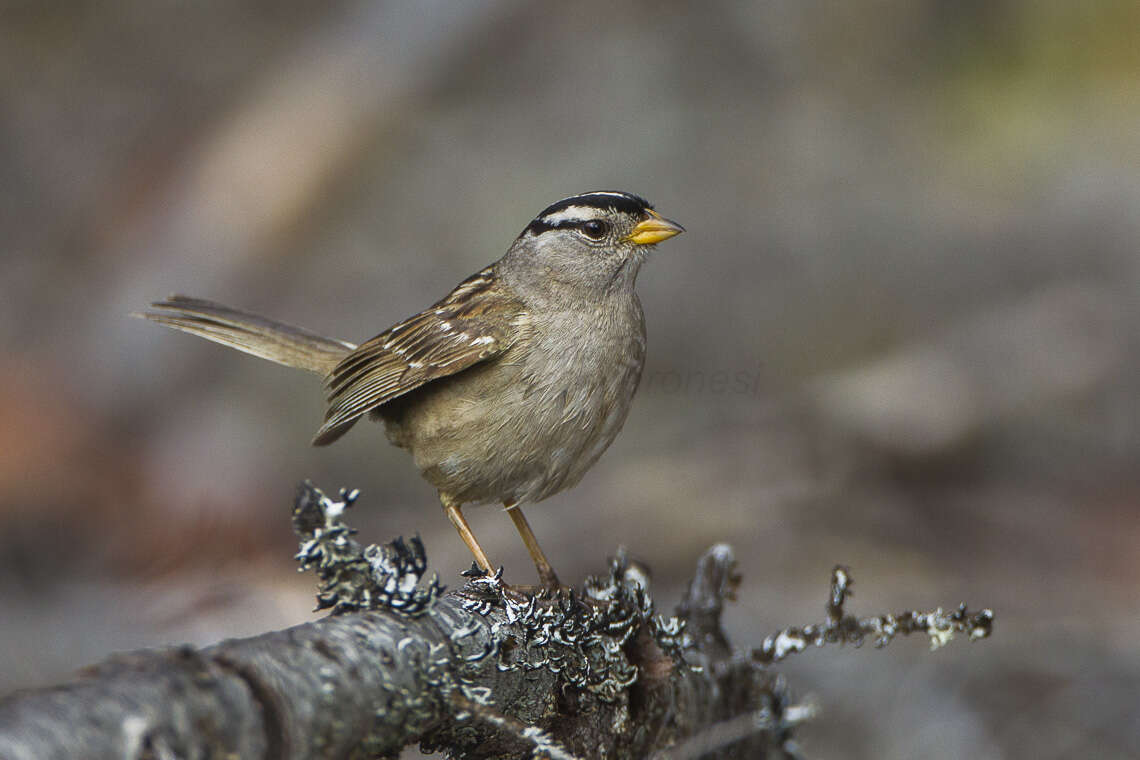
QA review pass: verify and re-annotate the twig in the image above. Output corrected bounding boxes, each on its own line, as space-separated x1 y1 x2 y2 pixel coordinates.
752 565 995 665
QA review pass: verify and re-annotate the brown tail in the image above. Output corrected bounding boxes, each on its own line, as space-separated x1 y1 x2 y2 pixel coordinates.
136 296 354 376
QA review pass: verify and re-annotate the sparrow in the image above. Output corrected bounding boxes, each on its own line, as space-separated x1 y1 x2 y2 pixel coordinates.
139 191 684 586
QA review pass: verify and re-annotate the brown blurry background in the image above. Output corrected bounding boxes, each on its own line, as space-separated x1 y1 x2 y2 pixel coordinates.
2 1 1138 757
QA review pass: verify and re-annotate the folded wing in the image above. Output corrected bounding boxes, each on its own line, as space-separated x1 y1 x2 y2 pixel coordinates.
313 267 520 445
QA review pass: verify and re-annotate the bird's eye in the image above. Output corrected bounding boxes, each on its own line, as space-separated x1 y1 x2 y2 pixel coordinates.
580 220 609 239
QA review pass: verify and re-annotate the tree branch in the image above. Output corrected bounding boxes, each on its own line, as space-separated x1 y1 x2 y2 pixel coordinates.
0 484 992 759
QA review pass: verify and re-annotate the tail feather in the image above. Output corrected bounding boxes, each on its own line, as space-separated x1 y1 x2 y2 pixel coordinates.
136 296 353 376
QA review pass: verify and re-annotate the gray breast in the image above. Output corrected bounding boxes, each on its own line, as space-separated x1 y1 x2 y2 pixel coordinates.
377 298 646 507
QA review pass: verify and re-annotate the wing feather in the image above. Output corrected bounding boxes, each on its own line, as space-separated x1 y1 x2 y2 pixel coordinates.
312 267 520 445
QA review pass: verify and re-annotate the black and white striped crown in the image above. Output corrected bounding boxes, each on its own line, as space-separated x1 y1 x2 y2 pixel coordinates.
524 191 652 236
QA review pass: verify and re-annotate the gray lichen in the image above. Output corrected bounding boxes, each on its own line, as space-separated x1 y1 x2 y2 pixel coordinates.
293 481 445 615
455 548 692 705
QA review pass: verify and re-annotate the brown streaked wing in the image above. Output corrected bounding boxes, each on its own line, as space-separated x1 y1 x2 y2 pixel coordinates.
311 268 519 445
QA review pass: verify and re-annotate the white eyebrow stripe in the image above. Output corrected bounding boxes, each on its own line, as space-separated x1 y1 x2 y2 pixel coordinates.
540 206 605 225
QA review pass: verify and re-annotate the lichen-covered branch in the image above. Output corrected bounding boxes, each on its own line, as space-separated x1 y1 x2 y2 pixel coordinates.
752 565 995 665
0 484 993 760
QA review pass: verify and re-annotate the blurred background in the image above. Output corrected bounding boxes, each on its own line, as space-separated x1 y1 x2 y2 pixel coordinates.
2 1 1138 756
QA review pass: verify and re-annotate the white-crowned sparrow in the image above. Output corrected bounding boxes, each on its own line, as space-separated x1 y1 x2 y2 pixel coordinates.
139 191 684 586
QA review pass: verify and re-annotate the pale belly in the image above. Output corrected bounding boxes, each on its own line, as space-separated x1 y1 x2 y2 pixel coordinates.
376 315 645 506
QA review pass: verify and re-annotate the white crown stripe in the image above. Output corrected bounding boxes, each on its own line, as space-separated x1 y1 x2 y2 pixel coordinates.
539 206 608 225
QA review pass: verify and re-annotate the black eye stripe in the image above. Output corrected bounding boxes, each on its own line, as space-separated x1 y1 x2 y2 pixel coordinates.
525 218 575 236
525 218 612 237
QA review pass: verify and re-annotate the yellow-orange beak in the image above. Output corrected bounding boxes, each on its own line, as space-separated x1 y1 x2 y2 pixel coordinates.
625 210 685 246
